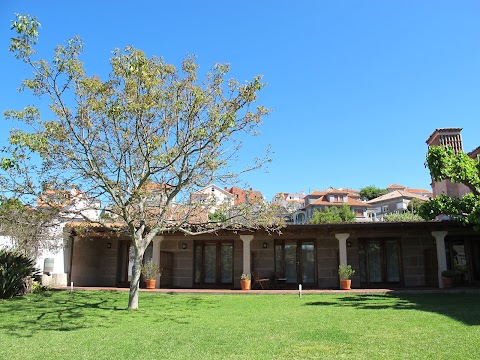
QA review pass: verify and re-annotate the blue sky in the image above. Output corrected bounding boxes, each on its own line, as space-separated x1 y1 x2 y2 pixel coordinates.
1 1 479 201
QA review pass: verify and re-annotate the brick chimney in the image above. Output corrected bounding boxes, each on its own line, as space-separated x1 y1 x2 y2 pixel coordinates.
426 128 470 198
426 128 463 154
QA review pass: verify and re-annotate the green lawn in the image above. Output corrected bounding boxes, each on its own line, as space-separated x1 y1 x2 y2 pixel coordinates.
1 290 479 359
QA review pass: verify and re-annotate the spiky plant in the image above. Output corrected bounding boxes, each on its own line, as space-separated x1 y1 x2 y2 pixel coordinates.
0 248 39 299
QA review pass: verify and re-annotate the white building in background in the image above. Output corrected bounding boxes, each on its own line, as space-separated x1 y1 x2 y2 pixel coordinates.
189 184 234 213
1 187 102 286
272 192 306 224
366 189 429 221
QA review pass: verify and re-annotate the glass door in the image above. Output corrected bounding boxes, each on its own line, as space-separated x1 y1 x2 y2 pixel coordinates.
220 243 233 284
359 238 401 286
203 243 216 284
194 241 233 287
284 242 297 283
301 242 315 284
275 240 316 287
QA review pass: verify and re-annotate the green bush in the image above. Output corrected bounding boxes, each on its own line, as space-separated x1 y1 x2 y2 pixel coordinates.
32 280 49 293
0 248 39 299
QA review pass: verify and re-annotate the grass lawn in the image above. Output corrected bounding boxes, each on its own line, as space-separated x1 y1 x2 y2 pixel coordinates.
1 290 479 359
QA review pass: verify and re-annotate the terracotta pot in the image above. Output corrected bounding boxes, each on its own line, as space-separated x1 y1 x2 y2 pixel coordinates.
442 277 454 288
240 279 251 290
146 279 156 289
340 279 351 290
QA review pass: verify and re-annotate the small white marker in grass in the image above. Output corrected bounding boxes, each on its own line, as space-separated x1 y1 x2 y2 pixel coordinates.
70 282 74 292
299 284 302 298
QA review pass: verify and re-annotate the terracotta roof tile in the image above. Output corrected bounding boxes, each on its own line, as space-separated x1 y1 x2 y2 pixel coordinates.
307 198 369 208
426 128 463 145
405 188 432 195
468 146 480 159
367 190 430 204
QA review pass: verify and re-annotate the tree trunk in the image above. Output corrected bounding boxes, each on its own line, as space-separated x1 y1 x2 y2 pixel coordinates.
128 248 144 310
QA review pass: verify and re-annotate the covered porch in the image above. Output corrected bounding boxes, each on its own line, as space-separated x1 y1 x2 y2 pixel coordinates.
66 221 480 290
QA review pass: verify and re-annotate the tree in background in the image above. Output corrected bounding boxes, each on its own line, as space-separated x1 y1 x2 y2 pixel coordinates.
310 204 356 223
0 198 61 259
359 186 387 201
2 14 281 309
208 209 227 223
419 146 480 229
407 197 424 214
383 212 423 222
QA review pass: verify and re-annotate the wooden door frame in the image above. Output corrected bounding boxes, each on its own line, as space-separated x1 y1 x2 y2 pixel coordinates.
359 238 403 287
193 240 234 287
274 239 317 287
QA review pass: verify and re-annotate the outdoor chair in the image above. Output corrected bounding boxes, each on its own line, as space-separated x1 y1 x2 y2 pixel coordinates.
271 272 287 289
251 271 270 289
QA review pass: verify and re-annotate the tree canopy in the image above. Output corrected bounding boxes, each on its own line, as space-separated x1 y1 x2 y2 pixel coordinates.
1 14 281 309
419 146 480 229
309 204 356 224
359 186 387 201
0 197 61 258
383 212 423 222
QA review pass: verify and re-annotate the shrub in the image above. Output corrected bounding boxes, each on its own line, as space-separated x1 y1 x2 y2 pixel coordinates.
338 264 355 280
140 260 161 280
32 280 49 293
0 248 39 299
441 269 460 278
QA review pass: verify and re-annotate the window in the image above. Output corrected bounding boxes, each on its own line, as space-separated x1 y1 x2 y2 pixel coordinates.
382 205 389 212
359 238 401 285
194 241 233 286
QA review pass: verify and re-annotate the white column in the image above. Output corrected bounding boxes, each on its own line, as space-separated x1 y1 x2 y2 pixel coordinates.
240 235 254 276
432 231 448 288
335 233 350 266
152 236 163 288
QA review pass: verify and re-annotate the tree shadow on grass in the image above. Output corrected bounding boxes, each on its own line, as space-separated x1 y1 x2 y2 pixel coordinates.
304 293 480 325
0 290 121 337
0 290 198 338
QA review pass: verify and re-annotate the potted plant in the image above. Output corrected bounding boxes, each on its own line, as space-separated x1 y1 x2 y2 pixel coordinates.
338 264 355 290
441 269 458 288
141 260 161 289
240 273 251 290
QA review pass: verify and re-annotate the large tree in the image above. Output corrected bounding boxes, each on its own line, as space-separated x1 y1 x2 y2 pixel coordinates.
309 204 356 223
359 186 387 201
419 146 480 229
1 14 280 309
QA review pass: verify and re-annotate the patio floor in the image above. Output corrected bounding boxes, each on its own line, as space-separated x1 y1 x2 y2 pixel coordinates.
53 286 480 295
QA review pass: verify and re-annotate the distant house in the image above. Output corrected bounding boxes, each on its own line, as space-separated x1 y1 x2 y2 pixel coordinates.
272 192 305 210
386 184 432 198
226 186 265 205
302 188 369 222
366 189 429 221
142 183 176 207
189 184 234 214
272 192 306 224
36 187 102 221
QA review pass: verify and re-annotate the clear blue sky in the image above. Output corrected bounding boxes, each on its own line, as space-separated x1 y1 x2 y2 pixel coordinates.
1 1 479 201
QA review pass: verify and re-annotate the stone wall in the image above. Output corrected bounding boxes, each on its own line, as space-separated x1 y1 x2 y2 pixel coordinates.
401 233 435 286
71 237 118 286
317 236 341 288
